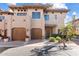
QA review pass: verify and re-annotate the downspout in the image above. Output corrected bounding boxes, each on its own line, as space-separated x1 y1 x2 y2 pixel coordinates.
10 14 13 41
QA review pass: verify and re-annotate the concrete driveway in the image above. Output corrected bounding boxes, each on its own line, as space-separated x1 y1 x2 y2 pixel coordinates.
0 40 79 56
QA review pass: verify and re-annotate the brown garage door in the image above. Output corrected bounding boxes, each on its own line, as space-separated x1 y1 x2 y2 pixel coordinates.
12 28 26 41
31 28 42 39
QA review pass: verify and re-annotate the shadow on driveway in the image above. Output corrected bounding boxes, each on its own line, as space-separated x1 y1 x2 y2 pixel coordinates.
72 39 79 45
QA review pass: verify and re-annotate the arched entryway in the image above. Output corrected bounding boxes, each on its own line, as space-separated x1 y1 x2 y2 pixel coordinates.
31 28 42 39
12 28 26 41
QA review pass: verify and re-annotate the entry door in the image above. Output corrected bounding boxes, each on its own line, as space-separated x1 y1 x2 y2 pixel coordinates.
31 28 42 39
12 28 26 41
45 27 52 37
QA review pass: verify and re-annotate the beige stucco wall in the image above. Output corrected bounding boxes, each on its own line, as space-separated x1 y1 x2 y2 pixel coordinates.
27 9 45 38
4 15 12 39
0 18 4 35
11 15 31 39
0 14 31 39
73 20 79 35
45 12 57 25
6 8 45 39
0 15 10 36
45 12 67 34
55 12 66 33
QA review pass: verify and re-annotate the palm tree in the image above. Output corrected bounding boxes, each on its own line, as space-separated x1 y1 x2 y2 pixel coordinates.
61 23 75 41
60 23 76 49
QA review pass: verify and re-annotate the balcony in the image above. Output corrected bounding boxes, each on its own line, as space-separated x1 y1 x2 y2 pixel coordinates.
45 19 57 27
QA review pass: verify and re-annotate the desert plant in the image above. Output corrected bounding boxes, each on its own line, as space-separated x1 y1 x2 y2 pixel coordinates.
61 23 76 41
56 36 62 43
56 36 61 41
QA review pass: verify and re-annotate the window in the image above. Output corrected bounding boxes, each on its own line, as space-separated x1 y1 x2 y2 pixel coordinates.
21 10 23 11
0 16 5 21
11 13 14 15
18 10 20 11
32 12 40 19
17 13 27 16
44 15 49 21
24 10 26 11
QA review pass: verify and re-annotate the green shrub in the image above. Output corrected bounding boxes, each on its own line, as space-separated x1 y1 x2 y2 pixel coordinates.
46 34 66 39
56 36 62 42
51 34 66 38
49 37 56 42
56 36 62 41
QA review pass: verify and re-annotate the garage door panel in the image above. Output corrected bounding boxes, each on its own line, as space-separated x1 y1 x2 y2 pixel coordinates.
12 28 26 41
31 28 42 39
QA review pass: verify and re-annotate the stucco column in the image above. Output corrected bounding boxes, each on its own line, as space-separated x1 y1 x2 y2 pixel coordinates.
8 15 13 41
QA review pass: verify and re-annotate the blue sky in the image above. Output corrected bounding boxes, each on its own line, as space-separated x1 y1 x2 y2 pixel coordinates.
65 3 79 23
0 3 79 23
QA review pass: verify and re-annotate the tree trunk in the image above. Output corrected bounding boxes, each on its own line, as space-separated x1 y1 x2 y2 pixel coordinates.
62 39 67 49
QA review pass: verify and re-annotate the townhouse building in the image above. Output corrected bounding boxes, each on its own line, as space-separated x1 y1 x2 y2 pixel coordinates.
0 4 68 41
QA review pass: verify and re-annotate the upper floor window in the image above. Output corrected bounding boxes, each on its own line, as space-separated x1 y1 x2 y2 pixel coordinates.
32 12 40 19
17 13 27 16
44 15 49 21
0 16 5 21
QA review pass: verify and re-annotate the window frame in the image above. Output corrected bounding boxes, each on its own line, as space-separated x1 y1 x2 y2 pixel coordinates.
0 16 5 21
17 13 27 16
32 12 40 19
44 15 49 21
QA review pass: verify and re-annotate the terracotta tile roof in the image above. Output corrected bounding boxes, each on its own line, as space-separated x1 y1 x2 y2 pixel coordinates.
0 11 14 14
9 3 51 9
45 8 69 13
0 8 13 14
9 3 69 13
72 19 79 22
0 9 3 12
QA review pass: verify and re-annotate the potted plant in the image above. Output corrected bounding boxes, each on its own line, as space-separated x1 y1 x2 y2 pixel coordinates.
25 36 29 42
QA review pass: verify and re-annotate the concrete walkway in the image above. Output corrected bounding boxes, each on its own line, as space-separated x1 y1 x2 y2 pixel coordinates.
0 41 25 47
0 40 43 47
0 41 79 56
0 40 43 54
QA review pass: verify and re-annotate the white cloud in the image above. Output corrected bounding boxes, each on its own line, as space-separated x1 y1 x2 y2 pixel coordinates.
72 11 79 19
53 3 68 9
64 15 72 24
72 11 77 15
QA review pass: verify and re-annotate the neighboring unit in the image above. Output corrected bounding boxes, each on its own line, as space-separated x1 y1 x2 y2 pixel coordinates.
72 19 79 35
